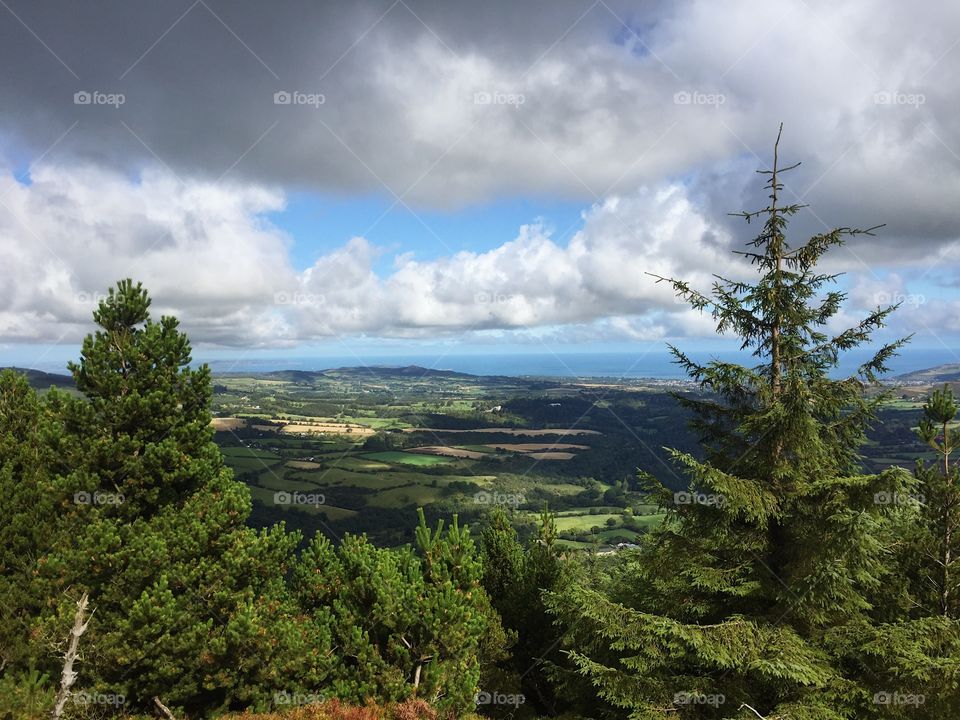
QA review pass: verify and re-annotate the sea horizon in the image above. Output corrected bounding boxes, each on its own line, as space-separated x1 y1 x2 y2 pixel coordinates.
12 347 953 381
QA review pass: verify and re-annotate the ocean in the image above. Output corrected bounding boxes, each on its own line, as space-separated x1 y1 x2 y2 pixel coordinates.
199 347 959 380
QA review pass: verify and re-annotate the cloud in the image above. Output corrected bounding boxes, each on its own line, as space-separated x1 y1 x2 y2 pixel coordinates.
0 0 958 245
2 0 960 352
0 163 749 346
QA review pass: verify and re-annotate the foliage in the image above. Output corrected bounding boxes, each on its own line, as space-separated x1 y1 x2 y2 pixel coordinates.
292 509 497 715
546 128 956 719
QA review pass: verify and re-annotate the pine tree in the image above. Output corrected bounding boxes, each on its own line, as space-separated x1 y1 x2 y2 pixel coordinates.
548 127 936 719
0 371 65 672
479 506 563 715
293 508 495 714
34 280 318 715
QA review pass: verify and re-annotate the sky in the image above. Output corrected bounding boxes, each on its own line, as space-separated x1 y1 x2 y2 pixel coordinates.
1 0 959 370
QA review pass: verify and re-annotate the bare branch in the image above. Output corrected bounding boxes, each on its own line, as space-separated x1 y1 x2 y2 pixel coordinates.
51 593 93 720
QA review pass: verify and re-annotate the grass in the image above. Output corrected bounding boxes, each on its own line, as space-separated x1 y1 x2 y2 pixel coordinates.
221 445 281 460
362 451 453 467
254 472 324 493
366 484 445 507
247 487 358 519
457 444 498 453
553 513 624 531
324 456 393 472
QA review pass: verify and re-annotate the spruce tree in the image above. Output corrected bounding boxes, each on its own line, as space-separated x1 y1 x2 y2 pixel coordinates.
914 385 960 617
548 128 931 719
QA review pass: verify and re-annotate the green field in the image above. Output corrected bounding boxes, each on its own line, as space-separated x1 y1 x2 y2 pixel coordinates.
553 513 624 531
361 451 453 466
211 366 936 547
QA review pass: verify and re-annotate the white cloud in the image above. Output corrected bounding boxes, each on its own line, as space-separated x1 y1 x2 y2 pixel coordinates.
0 164 753 347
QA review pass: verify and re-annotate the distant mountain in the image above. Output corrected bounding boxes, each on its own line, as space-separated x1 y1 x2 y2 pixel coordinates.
1 367 75 389
323 365 480 380
892 364 960 384
229 365 484 383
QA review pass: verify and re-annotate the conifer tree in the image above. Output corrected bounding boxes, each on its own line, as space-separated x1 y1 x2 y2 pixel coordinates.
293 508 495 715
0 371 65 671
914 385 960 617
548 127 932 719
480 507 563 715
35 280 318 715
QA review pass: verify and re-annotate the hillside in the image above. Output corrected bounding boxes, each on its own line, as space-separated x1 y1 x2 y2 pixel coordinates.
0 367 74 390
893 363 960 384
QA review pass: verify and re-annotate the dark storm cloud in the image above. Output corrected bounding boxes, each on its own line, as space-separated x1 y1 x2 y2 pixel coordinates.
2 0 960 347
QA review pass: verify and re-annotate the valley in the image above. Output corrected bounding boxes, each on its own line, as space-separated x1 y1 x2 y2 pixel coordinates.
209 364 941 548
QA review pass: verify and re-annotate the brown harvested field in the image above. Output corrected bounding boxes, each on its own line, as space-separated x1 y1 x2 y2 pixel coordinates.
279 422 375 436
403 427 600 436
410 445 488 459
484 443 589 452
211 417 246 431
526 451 576 460
249 419 375 437
286 460 323 469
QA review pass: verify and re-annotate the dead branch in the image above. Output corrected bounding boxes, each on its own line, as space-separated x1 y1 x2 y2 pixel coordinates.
51 592 92 720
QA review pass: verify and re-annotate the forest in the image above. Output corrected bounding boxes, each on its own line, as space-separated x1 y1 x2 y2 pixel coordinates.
2 152 959 720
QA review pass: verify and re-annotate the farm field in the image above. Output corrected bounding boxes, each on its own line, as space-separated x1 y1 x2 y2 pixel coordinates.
210 365 933 548
361 451 453 466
